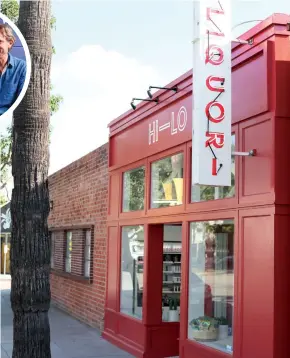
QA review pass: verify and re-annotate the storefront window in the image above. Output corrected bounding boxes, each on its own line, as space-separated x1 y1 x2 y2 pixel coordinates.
123 166 145 212
84 229 91 278
120 225 144 319
151 153 184 209
191 135 235 202
65 231 72 273
188 220 234 354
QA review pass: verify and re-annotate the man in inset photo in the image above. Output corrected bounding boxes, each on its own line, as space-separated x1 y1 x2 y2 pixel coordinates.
0 23 26 116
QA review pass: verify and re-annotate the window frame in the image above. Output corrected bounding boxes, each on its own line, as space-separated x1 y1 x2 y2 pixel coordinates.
119 158 147 219
49 226 94 284
84 229 92 278
187 218 235 355
147 143 187 217
64 231 72 273
119 225 145 320
122 165 146 213
181 211 238 357
186 127 238 212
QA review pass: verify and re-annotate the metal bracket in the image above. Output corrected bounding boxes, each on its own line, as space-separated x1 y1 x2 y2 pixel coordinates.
130 97 159 110
232 149 256 157
192 38 254 45
232 38 254 45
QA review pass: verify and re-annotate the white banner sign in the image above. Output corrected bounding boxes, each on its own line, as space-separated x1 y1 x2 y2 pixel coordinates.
192 0 232 186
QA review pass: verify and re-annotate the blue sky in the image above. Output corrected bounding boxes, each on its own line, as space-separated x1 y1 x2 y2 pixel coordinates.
51 0 288 82
1 0 289 179
48 0 289 174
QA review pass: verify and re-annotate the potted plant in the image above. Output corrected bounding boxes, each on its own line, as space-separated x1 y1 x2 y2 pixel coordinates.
168 298 179 322
189 316 218 341
216 316 229 340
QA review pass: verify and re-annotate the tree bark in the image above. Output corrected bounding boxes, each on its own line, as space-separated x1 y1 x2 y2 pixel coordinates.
10 1 52 357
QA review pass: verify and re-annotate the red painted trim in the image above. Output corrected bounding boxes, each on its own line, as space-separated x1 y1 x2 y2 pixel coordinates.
102 330 144 358
238 114 275 207
142 224 149 323
232 13 290 52
179 220 189 341
116 225 121 313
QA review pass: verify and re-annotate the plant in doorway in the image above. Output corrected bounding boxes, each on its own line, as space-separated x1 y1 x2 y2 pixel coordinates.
168 298 179 322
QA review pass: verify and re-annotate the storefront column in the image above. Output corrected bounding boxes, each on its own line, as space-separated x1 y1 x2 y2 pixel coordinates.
143 224 163 326
142 224 179 358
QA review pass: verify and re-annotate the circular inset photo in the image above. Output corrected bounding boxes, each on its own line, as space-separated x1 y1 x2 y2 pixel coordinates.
0 12 31 118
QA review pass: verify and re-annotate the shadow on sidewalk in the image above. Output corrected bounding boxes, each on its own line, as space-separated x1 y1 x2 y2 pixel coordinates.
1 288 134 358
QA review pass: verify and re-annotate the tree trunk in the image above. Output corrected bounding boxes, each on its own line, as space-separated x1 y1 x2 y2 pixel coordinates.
10 1 52 358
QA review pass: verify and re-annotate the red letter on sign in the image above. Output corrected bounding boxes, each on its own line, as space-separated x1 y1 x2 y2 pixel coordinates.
205 45 224 65
212 158 218 176
205 101 225 123
206 76 225 92
206 7 225 37
205 131 225 148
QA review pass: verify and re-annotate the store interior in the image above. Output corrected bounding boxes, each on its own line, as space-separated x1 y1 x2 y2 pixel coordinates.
120 222 234 354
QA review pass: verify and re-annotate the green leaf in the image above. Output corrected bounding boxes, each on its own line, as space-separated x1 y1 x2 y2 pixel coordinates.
0 0 19 23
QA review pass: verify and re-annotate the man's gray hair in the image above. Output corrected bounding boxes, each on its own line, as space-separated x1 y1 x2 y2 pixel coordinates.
0 24 16 50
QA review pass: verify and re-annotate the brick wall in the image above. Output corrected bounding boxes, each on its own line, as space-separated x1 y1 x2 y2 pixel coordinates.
48 143 108 331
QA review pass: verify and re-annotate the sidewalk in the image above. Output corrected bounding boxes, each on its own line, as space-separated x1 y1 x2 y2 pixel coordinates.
1 280 134 358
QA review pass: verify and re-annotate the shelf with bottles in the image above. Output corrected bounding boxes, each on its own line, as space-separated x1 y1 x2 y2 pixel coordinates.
163 253 181 285
163 287 181 293
163 253 181 270
163 268 181 273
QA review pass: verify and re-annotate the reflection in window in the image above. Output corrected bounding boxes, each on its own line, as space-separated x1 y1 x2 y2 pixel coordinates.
65 231 72 273
151 153 184 209
120 226 144 319
191 135 235 202
188 220 234 355
84 230 91 278
123 167 145 212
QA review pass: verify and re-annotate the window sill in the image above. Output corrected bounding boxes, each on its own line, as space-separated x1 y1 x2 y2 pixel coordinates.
51 269 92 284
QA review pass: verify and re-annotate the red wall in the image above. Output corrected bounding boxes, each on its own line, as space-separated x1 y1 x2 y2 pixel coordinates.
104 14 290 358
48 144 108 331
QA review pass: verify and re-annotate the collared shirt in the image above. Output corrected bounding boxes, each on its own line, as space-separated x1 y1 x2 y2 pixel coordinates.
0 53 26 115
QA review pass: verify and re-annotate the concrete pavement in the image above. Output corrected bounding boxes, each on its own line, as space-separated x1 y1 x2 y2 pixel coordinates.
1 279 134 358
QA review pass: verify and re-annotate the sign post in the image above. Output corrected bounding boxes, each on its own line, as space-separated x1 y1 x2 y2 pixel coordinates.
192 0 232 186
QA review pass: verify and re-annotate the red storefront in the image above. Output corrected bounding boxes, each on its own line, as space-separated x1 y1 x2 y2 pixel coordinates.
103 14 290 358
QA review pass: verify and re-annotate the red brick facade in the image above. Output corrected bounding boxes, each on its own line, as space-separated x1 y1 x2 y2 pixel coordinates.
48 144 108 331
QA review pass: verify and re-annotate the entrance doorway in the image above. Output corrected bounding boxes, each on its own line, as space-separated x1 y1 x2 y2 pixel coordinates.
162 224 182 324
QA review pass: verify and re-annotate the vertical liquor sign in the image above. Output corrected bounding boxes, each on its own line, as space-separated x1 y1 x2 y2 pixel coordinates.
192 0 232 186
